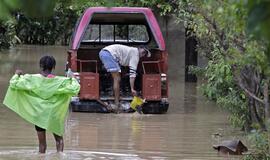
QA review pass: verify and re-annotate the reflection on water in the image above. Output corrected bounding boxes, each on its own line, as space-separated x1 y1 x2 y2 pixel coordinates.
0 45 244 159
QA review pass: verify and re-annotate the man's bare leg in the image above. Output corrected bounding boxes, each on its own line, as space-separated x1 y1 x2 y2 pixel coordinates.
53 134 64 152
36 131 47 153
111 72 120 112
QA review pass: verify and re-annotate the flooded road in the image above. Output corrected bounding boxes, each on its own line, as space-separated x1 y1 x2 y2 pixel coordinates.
0 45 244 159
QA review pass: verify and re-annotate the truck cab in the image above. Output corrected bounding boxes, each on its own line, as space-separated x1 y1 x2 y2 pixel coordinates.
68 7 169 113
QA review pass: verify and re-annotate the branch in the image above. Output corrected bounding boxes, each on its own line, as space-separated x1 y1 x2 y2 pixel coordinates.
190 5 246 56
237 77 265 104
264 79 270 119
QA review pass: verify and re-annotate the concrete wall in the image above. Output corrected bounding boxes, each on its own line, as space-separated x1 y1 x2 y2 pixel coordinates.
156 15 186 82
155 15 187 109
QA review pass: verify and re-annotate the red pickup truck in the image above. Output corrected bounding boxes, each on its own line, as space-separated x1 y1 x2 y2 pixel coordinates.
67 7 169 114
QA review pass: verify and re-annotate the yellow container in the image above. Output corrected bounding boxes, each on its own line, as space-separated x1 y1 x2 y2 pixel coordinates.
130 96 144 111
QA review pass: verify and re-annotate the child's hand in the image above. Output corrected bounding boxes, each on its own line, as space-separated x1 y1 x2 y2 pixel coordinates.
15 69 23 76
66 68 74 78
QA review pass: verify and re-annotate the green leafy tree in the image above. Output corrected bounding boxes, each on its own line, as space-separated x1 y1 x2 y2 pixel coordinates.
176 0 270 131
175 1 270 158
0 0 173 48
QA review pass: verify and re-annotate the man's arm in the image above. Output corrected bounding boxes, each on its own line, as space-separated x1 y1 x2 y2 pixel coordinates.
130 76 136 96
129 53 139 96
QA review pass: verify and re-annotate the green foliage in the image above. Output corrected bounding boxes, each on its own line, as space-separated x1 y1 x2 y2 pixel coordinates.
71 0 110 15
133 0 173 15
247 1 270 45
177 0 270 129
16 3 77 45
0 0 61 20
0 0 173 49
247 0 270 76
20 0 57 18
190 53 248 128
202 56 233 100
0 20 17 50
0 0 20 20
244 131 270 160
72 0 173 15
179 0 270 158
188 65 205 77
177 1 249 128
217 88 248 128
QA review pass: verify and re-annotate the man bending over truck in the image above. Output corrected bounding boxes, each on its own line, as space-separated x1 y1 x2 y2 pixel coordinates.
99 44 151 112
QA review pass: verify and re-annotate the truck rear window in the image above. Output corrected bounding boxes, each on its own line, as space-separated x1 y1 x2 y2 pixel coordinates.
82 24 149 43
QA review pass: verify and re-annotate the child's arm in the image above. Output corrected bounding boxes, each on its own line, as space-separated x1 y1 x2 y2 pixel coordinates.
56 77 80 95
15 69 23 76
9 73 33 91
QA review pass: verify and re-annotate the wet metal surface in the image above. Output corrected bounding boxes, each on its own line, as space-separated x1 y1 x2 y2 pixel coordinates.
0 45 243 159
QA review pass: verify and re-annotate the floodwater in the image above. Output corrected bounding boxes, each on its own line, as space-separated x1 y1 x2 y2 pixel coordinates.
0 45 245 160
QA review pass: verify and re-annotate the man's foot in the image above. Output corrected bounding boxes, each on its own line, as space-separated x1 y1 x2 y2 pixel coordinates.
109 103 119 113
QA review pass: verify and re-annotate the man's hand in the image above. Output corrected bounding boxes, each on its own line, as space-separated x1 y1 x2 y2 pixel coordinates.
15 69 23 76
130 77 137 96
131 89 137 96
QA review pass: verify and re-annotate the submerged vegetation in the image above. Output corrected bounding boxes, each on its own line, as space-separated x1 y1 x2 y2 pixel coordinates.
0 0 269 158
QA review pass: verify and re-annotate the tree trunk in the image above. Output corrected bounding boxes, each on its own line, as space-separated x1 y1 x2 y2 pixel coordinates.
237 65 267 130
264 79 270 121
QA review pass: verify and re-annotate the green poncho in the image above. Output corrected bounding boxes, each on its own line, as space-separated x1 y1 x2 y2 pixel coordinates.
3 74 80 136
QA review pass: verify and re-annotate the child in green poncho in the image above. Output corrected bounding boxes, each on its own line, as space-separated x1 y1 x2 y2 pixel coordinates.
35 56 62 153
4 55 80 153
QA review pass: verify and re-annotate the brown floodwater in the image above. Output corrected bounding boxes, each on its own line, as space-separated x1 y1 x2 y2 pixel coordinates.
0 45 245 160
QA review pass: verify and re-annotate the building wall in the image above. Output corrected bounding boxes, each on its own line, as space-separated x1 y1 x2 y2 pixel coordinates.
156 15 186 82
